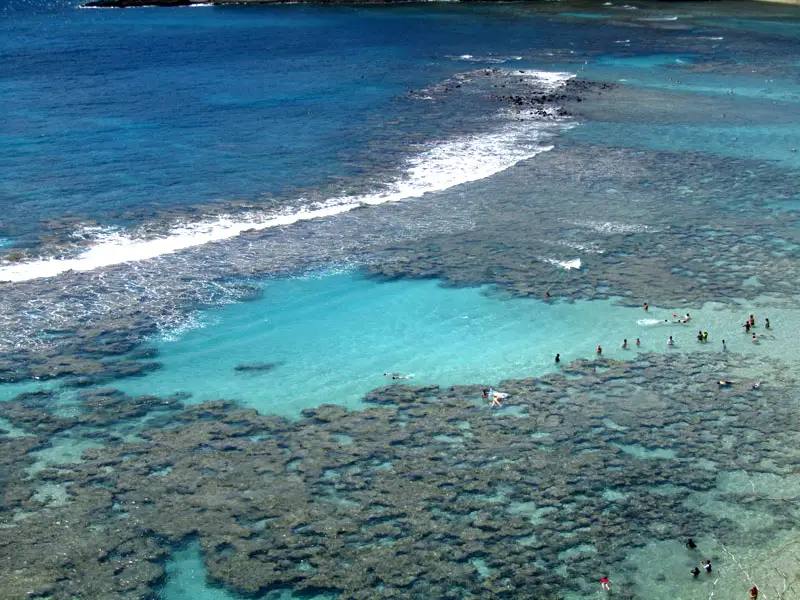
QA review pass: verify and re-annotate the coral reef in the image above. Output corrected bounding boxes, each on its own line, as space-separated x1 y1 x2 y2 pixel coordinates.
1 352 798 599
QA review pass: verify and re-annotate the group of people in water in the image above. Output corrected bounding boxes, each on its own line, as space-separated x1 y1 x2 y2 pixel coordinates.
684 538 759 598
595 307 771 358
598 537 760 595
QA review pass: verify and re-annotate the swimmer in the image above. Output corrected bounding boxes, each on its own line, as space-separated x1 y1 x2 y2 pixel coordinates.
383 372 401 377
597 345 603 355
752 334 759 344
555 353 560 364
636 338 641 346
686 538 697 550
765 318 770 329
703 331 708 342
545 290 551 298
750 585 759 599
691 567 701 578
745 322 751 333
392 374 413 380
685 313 691 323
752 381 761 389
697 330 704 342
600 576 611 592
702 560 712 573
749 314 755 327
718 380 733 387
622 339 628 349
643 302 649 311
482 389 489 399
668 336 674 346
722 339 727 351
488 388 507 407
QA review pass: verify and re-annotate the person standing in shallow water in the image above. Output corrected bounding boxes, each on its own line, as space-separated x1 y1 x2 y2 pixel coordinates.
622 339 628 349
555 353 560 364
643 302 648 311
668 335 674 346
596 345 602 355
690 567 701 578
750 585 759 599
765 318 770 329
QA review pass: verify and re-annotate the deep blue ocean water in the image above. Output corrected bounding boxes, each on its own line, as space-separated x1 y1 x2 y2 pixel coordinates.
4 0 800 598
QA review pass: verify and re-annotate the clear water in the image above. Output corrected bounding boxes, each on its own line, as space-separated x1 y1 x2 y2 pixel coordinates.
114 271 800 418
3 1 800 599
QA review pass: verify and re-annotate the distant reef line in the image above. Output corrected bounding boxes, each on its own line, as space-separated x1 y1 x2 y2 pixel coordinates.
83 0 800 8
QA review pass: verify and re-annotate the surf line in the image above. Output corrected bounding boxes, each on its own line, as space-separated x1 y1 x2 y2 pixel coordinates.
0 119 569 284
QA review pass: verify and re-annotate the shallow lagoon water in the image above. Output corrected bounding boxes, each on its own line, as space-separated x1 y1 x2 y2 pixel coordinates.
113 271 798 419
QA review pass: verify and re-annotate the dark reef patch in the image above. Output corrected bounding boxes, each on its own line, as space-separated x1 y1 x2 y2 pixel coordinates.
1 352 798 599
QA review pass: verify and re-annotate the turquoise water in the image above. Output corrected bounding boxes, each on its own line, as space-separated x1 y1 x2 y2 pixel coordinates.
113 271 797 419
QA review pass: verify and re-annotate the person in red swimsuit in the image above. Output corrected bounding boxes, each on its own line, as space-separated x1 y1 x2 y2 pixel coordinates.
600 576 611 591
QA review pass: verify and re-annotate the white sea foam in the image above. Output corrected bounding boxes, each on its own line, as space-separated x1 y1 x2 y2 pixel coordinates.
557 240 605 254
542 257 582 270
0 87 575 285
516 70 576 90
566 219 650 234
448 54 524 65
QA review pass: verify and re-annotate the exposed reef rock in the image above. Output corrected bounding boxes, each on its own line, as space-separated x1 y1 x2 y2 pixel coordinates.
1 352 798 599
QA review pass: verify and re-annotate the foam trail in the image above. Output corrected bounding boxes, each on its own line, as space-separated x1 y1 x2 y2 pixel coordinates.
0 103 572 284
638 318 669 326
